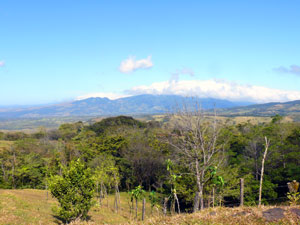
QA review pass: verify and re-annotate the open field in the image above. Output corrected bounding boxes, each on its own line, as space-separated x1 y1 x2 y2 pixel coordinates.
0 113 296 131
151 114 290 125
147 206 300 225
0 140 13 152
0 189 299 224
0 117 94 131
0 189 153 225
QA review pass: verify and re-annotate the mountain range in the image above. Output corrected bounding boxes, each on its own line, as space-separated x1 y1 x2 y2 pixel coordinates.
0 95 251 119
1 94 300 122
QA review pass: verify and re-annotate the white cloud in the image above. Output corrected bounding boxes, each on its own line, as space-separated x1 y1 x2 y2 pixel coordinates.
0 61 5 67
76 92 131 101
127 79 300 103
119 56 153 73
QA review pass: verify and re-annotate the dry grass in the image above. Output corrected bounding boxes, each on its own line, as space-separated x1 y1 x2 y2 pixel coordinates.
0 189 153 224
140 206 300 225
0 140 13 152
0 189 299 224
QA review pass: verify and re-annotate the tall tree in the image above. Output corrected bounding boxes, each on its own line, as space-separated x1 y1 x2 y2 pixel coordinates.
167 106 226 211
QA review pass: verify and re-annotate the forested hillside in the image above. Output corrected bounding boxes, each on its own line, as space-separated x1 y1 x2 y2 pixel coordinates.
0 114 299 223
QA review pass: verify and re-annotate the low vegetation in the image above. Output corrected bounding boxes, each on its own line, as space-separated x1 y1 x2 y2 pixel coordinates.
0 189 154 224
0 189 299 224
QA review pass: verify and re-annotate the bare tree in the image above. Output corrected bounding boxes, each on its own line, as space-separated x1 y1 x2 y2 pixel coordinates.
258 136 270 206
167 104 226 211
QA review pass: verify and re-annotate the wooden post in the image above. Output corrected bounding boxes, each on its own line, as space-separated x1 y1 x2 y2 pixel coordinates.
212 187 215 208
240 178 244 206
142 198 146 221
259 137 270 207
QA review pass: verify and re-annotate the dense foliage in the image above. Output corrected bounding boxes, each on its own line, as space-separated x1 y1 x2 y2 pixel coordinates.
0 115 299 215
49 159 95 222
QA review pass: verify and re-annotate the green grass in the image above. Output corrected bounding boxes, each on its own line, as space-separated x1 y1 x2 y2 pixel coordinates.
0 190 299 224
0 189 154 225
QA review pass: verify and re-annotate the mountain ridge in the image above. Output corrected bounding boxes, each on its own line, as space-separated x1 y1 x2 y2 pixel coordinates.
216 99 300 121
0 94 252 119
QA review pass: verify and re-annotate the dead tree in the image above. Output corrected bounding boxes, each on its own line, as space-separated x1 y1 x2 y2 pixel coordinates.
258 136 270 206
167 104 225 211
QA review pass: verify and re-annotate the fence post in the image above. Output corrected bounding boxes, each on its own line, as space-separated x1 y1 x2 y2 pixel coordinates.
240 178 244 206
142 198 146 221
212 187 215 208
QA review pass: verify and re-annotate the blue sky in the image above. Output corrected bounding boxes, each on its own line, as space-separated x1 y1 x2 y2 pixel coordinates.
1 0 300 105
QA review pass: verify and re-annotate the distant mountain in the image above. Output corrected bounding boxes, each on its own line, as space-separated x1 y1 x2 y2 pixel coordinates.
217 100 300 121
0 94 251 119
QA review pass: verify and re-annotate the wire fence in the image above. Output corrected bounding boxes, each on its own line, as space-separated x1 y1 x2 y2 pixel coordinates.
212 184 291 207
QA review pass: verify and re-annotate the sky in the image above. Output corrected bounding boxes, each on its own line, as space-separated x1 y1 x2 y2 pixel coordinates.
1 0 300 105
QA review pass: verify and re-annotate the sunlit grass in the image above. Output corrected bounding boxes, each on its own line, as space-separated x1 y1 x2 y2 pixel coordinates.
0 189 299 224
0 140 13 152
0 189 153 224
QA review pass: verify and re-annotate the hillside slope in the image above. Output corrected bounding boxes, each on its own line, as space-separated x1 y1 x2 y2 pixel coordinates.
217 100 300 121
0 189 299 225
0 189 150 224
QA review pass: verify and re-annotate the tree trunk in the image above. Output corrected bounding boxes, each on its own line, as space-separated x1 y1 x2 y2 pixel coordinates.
163 197 168 216
194 159 204 211
142 198 146 221
135 198 138 219
174 192 180 213
259 136 270 206
114 193 118 213
1 162 7 182
212 187 215 208
171 198 175 215
199 184 204 210
97 182 101 206
193 192 200 212
240 178 244 206
12 149 16 189
100 183 103 206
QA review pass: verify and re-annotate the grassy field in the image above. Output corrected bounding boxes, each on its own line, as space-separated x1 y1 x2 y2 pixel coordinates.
0 189 154 225
0 189 299 224
151 114 278 125
0 140 13 152
147 206 300 225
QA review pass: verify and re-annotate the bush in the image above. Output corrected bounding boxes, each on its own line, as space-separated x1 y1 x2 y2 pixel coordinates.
49 159 95 223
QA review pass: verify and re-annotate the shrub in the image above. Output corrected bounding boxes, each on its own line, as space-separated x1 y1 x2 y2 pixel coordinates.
49 159 95 223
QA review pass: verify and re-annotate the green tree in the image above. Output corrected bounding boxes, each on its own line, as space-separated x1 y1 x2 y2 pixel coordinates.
49 159 95 223
129 185 145 219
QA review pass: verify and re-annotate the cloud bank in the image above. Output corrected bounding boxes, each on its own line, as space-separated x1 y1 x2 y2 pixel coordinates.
0 61 5 67
274 65 300 76
119 56 153 73
127 79 300 103
76 92 130 100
